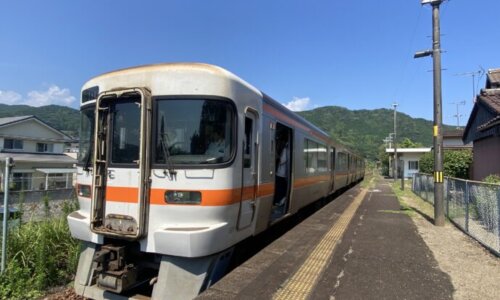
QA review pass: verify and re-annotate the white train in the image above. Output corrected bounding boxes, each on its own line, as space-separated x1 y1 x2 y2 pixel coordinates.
68 63 364 299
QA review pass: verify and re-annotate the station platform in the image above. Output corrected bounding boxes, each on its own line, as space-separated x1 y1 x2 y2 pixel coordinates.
197 179 454 299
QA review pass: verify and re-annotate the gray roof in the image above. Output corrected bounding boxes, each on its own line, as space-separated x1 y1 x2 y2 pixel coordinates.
0 115 73 140
0 115 32 126
0 152 76 164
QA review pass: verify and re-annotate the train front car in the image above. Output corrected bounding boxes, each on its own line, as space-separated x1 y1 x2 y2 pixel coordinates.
68 63 262 300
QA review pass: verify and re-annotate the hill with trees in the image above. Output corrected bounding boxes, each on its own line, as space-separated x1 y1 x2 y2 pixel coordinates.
298 106 454 160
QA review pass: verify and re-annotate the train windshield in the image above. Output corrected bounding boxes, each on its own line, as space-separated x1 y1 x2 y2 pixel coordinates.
78 106 95 166
155 99 235 165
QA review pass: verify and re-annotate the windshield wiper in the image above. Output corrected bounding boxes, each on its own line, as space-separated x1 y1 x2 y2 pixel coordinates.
83 141 93 172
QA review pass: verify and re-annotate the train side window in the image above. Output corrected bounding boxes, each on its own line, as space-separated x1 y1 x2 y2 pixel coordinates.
337 152 347 172
244 117 252 168
304 138 318 174
330 147 336 171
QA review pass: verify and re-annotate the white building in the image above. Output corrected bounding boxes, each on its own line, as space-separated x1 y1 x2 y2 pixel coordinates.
0 115 77 191
386 148 431 178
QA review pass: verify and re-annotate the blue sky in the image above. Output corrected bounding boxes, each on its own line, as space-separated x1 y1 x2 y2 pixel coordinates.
0 0 498 126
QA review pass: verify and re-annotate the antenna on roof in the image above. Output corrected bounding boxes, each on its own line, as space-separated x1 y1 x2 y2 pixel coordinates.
454 67 485 103
450 100 465 128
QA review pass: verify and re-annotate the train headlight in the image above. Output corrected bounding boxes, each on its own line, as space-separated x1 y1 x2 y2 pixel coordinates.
77 184 91 198
165 191 201 205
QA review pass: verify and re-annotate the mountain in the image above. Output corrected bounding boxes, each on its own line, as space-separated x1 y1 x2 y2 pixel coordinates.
298 106 454 160
0 104 80 136
0 103 450 160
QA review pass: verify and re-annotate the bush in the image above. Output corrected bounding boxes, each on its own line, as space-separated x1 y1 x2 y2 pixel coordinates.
483 174 500 184
419 149 472 179
0 199 80 299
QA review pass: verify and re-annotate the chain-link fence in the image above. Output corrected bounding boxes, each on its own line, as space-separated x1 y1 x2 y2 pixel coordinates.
412 173 500 256
1 188 77 222
6 174 75 192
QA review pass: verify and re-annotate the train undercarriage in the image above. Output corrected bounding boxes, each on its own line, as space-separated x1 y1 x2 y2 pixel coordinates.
74 240 233 300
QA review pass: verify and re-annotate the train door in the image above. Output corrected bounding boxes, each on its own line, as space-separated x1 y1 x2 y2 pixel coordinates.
329 147 336 193
91 88 152 240
271 123 292 220
237 110 258 230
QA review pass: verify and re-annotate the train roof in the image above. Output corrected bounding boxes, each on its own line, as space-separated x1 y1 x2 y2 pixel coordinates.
83 62 359 156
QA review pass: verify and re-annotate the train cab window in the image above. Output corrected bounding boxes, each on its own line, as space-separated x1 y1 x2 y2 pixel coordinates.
111 101 141 164
155 99 235 165
78 106 95 166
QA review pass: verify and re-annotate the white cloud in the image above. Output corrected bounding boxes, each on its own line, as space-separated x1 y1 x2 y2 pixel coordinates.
0 90 22 104
0 85 76 107
284 97 311 111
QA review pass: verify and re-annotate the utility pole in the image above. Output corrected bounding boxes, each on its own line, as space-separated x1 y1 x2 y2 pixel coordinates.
393 103 398 181
414 0 446 226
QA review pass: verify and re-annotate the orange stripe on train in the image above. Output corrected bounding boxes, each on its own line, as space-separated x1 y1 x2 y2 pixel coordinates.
103 175 329 206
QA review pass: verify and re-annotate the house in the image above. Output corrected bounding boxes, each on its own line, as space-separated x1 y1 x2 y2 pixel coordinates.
443 129 472 150
463 69 500 181
0 115 77 191
386 148 432 178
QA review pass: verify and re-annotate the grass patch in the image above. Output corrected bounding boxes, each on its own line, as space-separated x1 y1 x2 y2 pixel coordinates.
388 179 419 217
0 199 81 299
361 169 377 189
378 209 414 216
389 178 442 224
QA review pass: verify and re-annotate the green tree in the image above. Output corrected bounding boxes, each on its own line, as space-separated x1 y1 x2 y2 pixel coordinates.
399 138 423 148
378 144 389 176
418 149 472 179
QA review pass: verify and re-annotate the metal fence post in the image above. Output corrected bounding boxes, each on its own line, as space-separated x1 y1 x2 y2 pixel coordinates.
446 178 449 217
497 187 500 250
465 180 469 233
2 157 13 274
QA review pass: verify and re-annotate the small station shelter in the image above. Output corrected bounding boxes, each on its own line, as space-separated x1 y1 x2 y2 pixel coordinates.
386 148 431 179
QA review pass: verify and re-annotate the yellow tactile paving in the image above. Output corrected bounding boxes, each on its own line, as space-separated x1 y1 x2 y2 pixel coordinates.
273 188 367 300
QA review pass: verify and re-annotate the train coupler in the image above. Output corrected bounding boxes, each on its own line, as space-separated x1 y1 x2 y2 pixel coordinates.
93 244 138 294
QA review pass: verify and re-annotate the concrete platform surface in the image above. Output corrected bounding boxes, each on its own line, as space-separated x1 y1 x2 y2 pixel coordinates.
198 179 454 299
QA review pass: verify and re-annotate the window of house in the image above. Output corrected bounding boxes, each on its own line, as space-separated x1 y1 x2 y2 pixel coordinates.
48 173 67 189
11 173 31 191
36 143 54 153
408 160 419 170
4 139 23 150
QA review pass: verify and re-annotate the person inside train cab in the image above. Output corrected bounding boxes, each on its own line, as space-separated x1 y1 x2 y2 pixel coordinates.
205 128 227 159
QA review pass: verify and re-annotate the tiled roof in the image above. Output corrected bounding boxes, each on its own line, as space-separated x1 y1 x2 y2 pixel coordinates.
478 115 500 132
443 129 464 137
486 69 500 89
477 89 500 114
